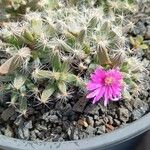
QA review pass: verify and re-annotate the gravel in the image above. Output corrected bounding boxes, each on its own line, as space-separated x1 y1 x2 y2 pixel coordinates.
1 107 15 121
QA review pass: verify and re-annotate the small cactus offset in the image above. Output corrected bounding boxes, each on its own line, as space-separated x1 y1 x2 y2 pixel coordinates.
0 0 149 114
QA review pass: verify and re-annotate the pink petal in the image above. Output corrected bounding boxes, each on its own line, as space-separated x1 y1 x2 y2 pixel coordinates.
104 89 109 106
86 82 101 91
86 88 100 99
91 74 104 83
91 69 106 83
93 86 105 103
104 98 108 106
94 68 106 76
111 97 120 101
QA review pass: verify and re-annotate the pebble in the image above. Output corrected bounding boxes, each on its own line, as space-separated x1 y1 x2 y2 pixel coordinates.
96 126 105 135
17 125 30 140
36 124 47 131
0 92 9 106
4 125 14 137
30 131 37 140
52 135 65 142
86 116 94 127
1 107 16 121
86 126 95 136
42 112 59 123
94 119 104 126
0 106 4 114
78 118 89 128
62 121 70 131
119 107 130 123
68 111 78 121
103 117 109 124
24 121 33 129
113 119 121 126
145 25 150 39
71 128 79 140
133 21 146 36
14 116 24 126
36 131 45 139
73 97 88 113
49 115 59 123
107 115 113 125
132 103 149 120
84 104 99 115
105 124 115 132
53 126 62 134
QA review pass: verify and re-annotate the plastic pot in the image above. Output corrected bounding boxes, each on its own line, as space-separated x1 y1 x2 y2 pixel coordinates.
0 112 150 150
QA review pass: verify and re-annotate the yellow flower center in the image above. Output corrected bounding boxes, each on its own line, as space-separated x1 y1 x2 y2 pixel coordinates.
104 77 113 85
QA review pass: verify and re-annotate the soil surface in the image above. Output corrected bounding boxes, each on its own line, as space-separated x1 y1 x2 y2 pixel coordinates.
0 2 150 142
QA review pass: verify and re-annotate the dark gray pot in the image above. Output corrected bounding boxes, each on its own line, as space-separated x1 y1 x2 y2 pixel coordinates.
0 113 150 150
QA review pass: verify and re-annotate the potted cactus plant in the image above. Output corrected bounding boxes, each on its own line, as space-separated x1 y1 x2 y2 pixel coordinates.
0 0 150 150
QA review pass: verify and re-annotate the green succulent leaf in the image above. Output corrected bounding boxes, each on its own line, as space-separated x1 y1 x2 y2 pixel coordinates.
130 36 135 45
47 0 60 9
111 52 124 68
40 85 55 103
82 43 90 54
137 35 143 44
139 44 148 50
77 29 86 43
10 92 18 105
13 75 26 90
58 82 67 95
23 30 35 42
0 55 22 75
51 52 61 71
97 46 112 66
19 97 27 115
87 17 98 28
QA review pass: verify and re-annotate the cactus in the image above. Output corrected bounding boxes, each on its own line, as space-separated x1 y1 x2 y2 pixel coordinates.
0 0 148 114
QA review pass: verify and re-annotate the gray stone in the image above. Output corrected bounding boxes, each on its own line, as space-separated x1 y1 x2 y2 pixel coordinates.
103 117 109 124
49 115 59 123
72 129 79 140
113 119 121 126
94 119 104 126
62 121 70 131
24 120 33 129
30 131 37 140
53 126 62 134
96 125 106 135
16 120 33 140
86 126 95 136
4 125 14 137
14 116 24 126
119 107 130 123
86 116 94 127
72 97 88 113
17 125 30 140
145 25 150 39
107 115 113 125
84 104 100 115
0 106 4 114
1 107 15 121
42 112 59 123
36 124 47 131
132 102 149 120
133 22 146 36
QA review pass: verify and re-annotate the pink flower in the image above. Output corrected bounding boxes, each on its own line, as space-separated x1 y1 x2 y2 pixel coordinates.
86 68 123 106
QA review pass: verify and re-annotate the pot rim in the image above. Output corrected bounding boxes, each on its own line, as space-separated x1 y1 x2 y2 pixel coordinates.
0 112 150 150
